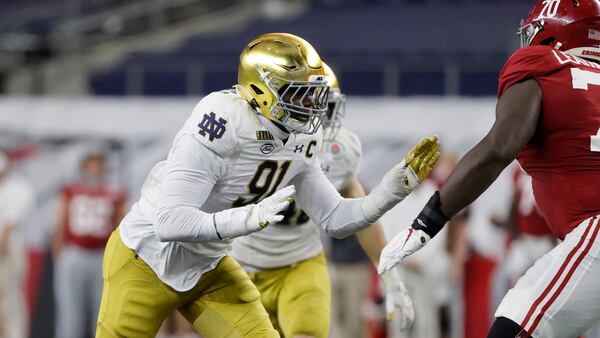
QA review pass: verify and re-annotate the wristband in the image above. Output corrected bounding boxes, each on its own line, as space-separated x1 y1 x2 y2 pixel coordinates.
411 191 450 238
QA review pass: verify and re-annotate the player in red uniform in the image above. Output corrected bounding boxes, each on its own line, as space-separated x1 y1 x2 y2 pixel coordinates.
378 1 600 337
504 167 555 286
510 168 551 239
52 151 127 338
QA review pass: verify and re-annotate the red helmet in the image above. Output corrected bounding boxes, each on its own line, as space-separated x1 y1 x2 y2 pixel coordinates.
519 0 600 61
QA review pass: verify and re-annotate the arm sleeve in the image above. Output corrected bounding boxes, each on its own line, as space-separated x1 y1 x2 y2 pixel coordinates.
153 134 252 242
498 45 552 97
292 160 373 239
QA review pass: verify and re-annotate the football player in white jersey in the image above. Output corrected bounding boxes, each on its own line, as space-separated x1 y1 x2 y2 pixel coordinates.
95 33 440 338
232 63 415 338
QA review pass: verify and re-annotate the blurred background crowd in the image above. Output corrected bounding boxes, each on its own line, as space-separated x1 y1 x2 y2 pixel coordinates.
0 0 589 338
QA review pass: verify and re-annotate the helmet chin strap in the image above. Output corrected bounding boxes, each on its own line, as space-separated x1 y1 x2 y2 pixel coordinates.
257 114 289 140
238 84 297 140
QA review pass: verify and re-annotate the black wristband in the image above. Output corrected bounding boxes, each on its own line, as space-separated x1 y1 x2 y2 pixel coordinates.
411 191 450 238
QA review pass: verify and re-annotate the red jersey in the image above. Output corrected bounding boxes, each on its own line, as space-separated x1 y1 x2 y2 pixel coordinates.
512 168 552 236
498 45 600 239
62 182 126 249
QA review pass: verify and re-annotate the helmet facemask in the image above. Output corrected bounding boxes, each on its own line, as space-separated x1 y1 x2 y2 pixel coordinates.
518 19 545 47
258 66 329 134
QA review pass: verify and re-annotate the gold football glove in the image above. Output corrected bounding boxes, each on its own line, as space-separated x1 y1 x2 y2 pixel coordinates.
359 136 441 224
403 136 441 184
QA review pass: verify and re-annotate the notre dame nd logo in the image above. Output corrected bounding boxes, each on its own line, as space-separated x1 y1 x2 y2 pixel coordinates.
198 112 227 141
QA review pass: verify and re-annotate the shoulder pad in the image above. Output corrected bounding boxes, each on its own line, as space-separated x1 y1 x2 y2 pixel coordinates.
181 91 245 157
498 46 557 97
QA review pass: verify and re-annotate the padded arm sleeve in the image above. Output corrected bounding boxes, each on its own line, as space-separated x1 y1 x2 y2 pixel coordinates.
292 160 375 239
153 134 253 242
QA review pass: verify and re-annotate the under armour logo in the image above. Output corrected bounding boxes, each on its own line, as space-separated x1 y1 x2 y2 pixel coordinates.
198 112 227 142
293 144 304 153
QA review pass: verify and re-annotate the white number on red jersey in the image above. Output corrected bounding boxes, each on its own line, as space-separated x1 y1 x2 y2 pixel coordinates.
592 128 600 152
68 195 114 236
570 68 600 152
571 68 600 90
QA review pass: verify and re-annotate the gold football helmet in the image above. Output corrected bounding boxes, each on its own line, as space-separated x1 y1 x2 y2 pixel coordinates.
237 33 329 134
322 63 346 141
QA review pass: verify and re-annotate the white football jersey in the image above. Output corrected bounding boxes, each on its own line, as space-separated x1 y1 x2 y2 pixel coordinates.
0 174 34 253
232 127 362 270
119 90 326 291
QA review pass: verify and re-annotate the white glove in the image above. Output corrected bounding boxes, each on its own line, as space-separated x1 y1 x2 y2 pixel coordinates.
215 185 295 239
378 228 431 275
381 158 422 198
382 268 415 330
248 185 296 229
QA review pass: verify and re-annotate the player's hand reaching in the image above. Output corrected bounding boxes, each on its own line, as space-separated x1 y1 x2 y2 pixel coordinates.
214 185 295 240
386 136 441 197
361 136 441 224
382 268 415 330
247 185 296 229
404 136 441 183
378 228 431 275
378 188 449 275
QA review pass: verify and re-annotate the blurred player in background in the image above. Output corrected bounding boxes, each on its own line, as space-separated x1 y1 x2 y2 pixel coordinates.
0 151 34 338
503 166 554 286
95 32 439 338
232 64 414 338
379 1 600 337
53 150 126 338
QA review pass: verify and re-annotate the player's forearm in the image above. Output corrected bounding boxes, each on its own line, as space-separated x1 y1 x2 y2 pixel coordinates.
52 198 68 256
322 193 408 239
405 140 511 241
51 225 64 256
154 204 255 242
439 138 514 218
321 198 373 239
154 205 221 242
356 222 388 265
341 177 388 264
297 172 407 238
440 80 541 219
